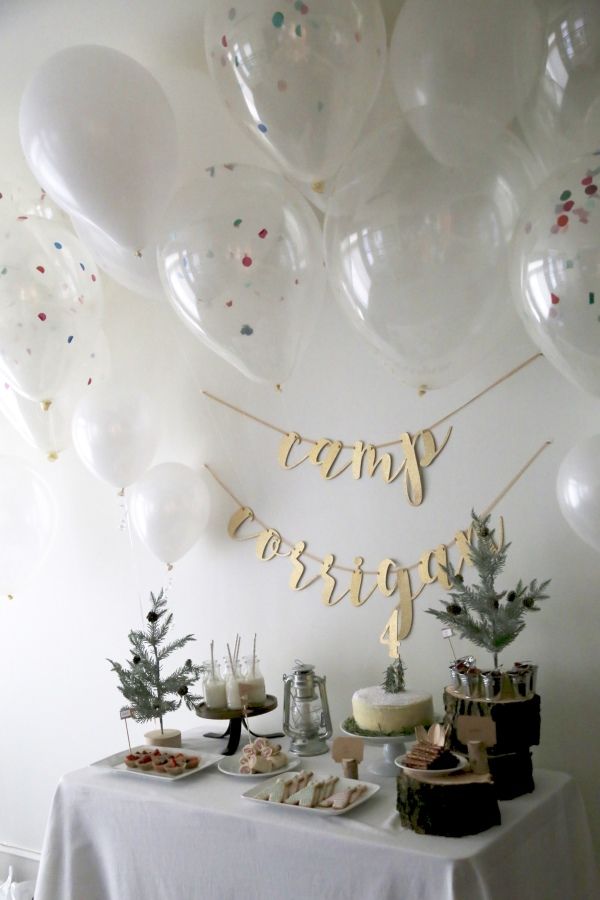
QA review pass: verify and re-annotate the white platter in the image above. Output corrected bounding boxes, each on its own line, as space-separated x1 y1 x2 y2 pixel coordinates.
242 774 380 816
91 745 221 782
394 752 467 776
218 754 299 778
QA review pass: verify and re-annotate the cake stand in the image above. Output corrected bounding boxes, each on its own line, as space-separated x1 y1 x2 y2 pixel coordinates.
195 695 284 756
340 721 415 777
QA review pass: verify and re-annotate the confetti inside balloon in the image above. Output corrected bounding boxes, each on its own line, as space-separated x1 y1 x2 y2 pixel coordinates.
0 216 103 403
157 164 325 385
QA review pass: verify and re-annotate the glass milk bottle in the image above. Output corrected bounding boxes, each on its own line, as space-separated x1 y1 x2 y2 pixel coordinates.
223 659 242 710
202 661 227 710
241 654 266 706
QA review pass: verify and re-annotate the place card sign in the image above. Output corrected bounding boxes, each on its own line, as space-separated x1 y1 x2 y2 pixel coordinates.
456 715 497 747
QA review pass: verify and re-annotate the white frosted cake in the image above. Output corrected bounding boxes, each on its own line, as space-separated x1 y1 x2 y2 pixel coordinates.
351 686 434 734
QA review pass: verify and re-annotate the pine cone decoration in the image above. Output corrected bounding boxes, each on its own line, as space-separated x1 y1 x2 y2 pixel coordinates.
523 597 535 609
146 611 159 623
177 685 189 697
507 590 516 602
448 603 462 615
132 655 141 665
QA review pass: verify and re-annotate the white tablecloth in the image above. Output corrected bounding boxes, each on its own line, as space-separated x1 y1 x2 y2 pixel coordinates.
35 729 599 900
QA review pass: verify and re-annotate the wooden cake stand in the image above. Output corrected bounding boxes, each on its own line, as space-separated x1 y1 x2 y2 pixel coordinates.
195 694 284 755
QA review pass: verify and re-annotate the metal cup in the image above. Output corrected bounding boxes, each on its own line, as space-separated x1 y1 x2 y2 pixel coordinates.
508 668 531 699
481 670 503 700
515 661 538 694
449 665 461 690
459 670 481 699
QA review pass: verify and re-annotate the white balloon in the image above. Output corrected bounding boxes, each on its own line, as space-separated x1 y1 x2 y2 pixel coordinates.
19 45 178 250
557 435 600 553
72 385 158 489
129 462 210 564
204 0 386 183
325 119 540 389
510 153 600 396
0 332 111 459
0 216 103 403
390 0 543 166
157 164 325 385
73 216 163 300
519 0 600 176
0 457 57 597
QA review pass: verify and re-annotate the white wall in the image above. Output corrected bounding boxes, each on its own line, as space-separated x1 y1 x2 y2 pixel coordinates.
0 0 599 867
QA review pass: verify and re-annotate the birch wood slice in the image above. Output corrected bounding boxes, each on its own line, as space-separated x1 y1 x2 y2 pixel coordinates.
443 688 541 753
396 770 501 836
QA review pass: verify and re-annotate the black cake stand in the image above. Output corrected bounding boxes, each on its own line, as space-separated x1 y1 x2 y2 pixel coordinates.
195 694 284 755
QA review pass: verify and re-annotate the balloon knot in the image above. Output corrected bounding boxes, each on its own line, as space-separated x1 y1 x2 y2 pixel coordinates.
47 451 59 462
311 180 325 194
135 249 143 258
418 385 428 397
40 399 52 411
167 563 173 572
275 384 282 393
7 594 14 601
117 487 125 497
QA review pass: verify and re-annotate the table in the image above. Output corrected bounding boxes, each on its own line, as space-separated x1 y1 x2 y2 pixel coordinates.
35 729 599 900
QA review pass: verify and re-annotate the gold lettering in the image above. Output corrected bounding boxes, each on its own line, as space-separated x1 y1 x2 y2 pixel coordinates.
256 528 287 561
417 545 452 590
278 432 309 470
376 558 399 597
308 438 352 480
228 506 261 541
288 541 320 591
349 557 378 607
351 442 403 483
320 555 349 606
418 426 453 467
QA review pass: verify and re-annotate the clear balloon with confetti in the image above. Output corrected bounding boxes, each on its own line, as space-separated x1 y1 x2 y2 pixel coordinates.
510 152 600 396
157 163 325 385
204 0 386 185
325 118 540 389
0 215 103 404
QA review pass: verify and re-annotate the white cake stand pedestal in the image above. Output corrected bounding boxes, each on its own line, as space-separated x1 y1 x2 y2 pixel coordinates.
340 723 413 777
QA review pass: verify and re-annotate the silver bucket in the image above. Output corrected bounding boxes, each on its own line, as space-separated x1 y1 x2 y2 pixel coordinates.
515 661 538 694
459 670 481 699
508 668 531 699
449 665 461 690
481 670 503 700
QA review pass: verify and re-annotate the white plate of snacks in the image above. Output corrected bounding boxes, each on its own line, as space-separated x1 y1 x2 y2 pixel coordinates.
394 752 467 776
92 745 221 781
218 754 299 778
218 738 298 778
242 772 380 816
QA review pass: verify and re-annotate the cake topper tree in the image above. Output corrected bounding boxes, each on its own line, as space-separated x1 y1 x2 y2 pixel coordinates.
381 657 406 693
427 511 550 668
108 589 203 734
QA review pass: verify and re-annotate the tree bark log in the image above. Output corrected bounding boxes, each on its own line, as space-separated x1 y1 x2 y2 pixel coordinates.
396 771 501 836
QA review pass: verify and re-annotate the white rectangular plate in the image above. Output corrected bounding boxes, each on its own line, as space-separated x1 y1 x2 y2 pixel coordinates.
242 774 380 815
91 745 221 782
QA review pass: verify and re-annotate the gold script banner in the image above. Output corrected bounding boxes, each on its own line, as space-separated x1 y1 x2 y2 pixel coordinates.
207 439 550 654
202 353 543 508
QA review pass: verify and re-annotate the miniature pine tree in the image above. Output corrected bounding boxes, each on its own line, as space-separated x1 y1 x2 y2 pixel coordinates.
381 657 406 693
108 590 203 734
427 511 550 669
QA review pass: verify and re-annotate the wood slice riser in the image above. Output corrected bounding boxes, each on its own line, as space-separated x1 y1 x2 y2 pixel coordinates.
443 689 541 754
396 773 501 837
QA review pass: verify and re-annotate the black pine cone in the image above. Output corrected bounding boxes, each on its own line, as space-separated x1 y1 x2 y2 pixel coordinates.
523 597 535 609
493 600 499 609
479 527 490 537
448 603 462 615
454 573 464 584
146 611 159 623
507 590 516 602
177 685 189 697
132 655 141 665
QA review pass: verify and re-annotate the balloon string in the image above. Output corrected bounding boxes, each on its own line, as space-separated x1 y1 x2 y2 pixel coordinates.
120 489 146 625
201 352 543 450
204 438 552 575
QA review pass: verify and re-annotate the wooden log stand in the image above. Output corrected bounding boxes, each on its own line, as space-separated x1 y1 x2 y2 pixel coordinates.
397 770 501 837
443 687 540 800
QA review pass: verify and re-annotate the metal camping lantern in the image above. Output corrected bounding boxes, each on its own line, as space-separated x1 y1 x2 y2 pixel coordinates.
282 661 333 756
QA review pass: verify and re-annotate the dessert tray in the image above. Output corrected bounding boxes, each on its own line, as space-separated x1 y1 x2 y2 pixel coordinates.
218 754 300 778
92 745 221 782
242 774 380 816
395 752 467 776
